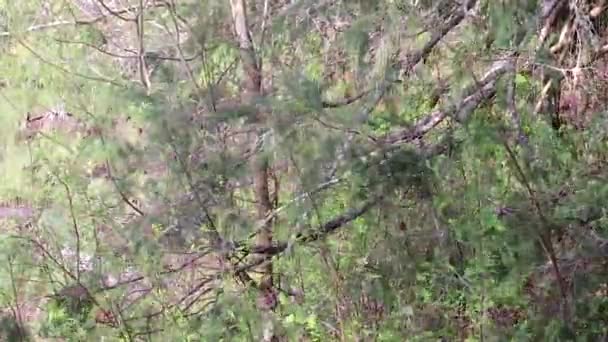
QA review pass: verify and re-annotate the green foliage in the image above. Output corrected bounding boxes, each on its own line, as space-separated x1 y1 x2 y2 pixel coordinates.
0 0 607 341
39 299 94 340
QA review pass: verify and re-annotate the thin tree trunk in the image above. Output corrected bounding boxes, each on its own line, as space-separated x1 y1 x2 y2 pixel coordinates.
229 2 277 340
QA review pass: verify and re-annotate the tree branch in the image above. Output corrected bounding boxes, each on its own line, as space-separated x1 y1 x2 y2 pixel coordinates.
245 197 379 256
0 3 165 37
321 1 474 110
382 57 514 145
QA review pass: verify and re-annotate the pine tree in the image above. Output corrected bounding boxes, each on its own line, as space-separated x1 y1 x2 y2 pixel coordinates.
0 0 608 340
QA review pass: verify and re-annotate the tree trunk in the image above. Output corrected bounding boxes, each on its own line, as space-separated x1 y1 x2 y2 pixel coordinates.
229 3 277 338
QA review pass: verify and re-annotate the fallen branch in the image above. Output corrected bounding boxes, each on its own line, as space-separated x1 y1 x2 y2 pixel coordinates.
382 57 514 146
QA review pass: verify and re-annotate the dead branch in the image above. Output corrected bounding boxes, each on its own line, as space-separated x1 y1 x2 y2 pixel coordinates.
383 57 514 145
0 3 165 37
15 38 125 87
321 0 473 110
244 197 379 256
501 139 571 323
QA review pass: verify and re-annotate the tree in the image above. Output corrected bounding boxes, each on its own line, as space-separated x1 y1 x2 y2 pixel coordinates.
0 0 607 340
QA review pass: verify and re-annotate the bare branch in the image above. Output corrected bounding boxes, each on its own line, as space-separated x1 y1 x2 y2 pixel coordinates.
0 3 164 37
501 139 571 321
383 57 514 145
321 90 370 108
136 0 151 92
245 197 379 256
163 0 202 95
54 175 82 282
95 0 138 22
321 1 474 110
15 38 125 88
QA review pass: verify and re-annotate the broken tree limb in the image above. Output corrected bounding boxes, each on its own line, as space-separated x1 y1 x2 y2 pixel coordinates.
382 57 514 146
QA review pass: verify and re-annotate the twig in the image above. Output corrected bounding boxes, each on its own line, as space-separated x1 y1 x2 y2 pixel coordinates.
55 37 203 61
164 0 202 95
17 236 105 313
246 197 379 256
15 38 125 88
95 0 139 22
6 256 26 342
383 58 513 145
247 177 343 241
321 90 370 108
104 160 145 217
54 175 82 282
136 0 151 92
501 139 571 323
0 3 163 37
